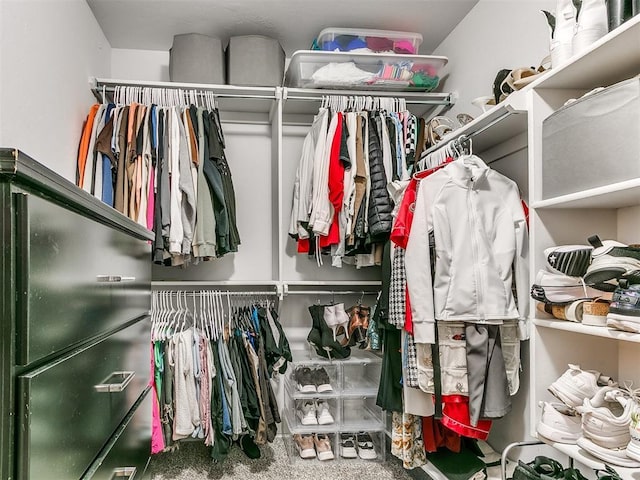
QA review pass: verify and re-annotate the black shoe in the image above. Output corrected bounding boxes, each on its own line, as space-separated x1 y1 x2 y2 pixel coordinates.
239 434 261 459
307 304 329 358
319 311 351 359
309 304 351 359
312 367 333 393
355 432 377 460
294 366 317 393
606 279 640 332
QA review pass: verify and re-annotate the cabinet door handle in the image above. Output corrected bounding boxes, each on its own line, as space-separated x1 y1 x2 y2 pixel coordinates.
96 275 136 283
94 371 135 393
109 467 137 479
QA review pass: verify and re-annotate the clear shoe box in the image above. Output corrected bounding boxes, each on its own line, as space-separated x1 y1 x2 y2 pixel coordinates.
284 432 339 463
337 430 386 463
284 388 340 431
285 358 340 396
342 353 382 396
341 397 385 431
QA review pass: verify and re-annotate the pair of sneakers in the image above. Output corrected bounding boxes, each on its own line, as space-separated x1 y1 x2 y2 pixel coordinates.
538 364 640 467
339 432 377 460
575 386 640 467
294 366 333 393
293 433 334 461
537 364 614 444
296 400 334 426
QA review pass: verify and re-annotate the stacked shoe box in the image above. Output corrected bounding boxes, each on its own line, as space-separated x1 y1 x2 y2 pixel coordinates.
283 350 385 463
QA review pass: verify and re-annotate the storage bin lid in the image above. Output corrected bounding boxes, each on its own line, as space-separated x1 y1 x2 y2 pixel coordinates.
316 27 423 54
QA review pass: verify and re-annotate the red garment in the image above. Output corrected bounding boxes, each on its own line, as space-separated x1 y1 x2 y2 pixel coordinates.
521 199 529 228
320 112 344 248
405 288 414 334
390 158 453 249
422 416 462 453
440 395 492 440
391 159 453 333
297 237 310 254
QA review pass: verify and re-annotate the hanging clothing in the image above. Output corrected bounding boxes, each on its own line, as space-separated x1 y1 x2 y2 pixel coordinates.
391 412 427 469
405 155 530 345
149 293 290 459
76 99 241 268
289 104 415 268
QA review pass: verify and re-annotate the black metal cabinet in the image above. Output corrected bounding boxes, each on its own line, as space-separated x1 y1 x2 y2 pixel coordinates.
0 149 153 480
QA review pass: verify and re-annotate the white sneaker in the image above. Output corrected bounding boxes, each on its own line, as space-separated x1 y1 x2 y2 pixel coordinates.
532 270 601 304
293 433 316 459
545 245 593 277
577 387 633 450
316 400 334 425
582 298 610 327
626 395 640 462
340 433 358 458
297 401 318 426
536 401 582 444
356 432 378 460
549 364 616 408
584 236 640 291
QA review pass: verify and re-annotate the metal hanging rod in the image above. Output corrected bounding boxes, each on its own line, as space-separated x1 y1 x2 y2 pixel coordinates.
284 89 453 106
91 77 278 103
154 290 278 297
284 290 380 296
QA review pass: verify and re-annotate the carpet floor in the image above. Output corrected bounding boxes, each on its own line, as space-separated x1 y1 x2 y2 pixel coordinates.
147 436 417 480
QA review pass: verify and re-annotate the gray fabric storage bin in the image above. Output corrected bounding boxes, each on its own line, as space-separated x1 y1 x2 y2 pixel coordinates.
170 33 225 84
542 75 640 200
226 35 285 86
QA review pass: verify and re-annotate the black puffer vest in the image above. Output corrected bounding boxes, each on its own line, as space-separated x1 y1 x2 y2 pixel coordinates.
367 114 394 242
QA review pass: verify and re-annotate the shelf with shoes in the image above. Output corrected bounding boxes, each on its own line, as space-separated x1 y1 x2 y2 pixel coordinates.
532 318 640 343
535 436 640 478
523 8 640 478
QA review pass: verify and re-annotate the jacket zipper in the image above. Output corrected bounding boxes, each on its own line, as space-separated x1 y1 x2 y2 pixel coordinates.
468 183 483 318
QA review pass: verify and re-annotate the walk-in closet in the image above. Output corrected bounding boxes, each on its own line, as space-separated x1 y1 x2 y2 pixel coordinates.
1 1 640 479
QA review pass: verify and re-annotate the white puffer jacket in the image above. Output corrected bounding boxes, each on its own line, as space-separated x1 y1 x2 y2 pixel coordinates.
405 155 529 344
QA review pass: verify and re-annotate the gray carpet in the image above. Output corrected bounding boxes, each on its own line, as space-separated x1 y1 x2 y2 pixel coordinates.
148 436 418 480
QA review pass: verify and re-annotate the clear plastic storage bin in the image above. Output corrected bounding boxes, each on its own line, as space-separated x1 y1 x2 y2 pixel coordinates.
285 394 340 431
337 430 385 462
284 432 338 463
342 354 382 396
316 27 423 55
341 397 384 431
284 50 448 91
286 357 340 396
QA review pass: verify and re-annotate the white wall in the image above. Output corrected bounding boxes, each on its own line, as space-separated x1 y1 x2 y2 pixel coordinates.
0 0 111 182
111 48 170 82
434 0 555 120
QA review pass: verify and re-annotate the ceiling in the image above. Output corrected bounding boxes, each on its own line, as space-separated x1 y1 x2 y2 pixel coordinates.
86 0 479 55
